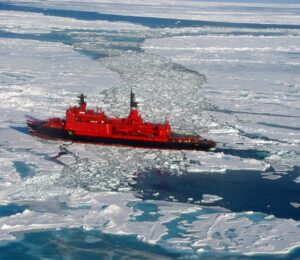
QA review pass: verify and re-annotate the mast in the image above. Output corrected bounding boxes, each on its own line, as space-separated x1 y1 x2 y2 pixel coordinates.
130 89 138 109
78 94 87 105
77 93 87 111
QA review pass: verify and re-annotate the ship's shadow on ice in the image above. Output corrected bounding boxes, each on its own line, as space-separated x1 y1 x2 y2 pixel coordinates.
132 167 300 220
10 126 31 136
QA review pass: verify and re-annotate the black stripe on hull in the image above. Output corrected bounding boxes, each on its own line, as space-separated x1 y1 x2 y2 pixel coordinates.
28 123 215 151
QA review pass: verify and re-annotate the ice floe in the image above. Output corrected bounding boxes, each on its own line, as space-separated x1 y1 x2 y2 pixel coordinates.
0 191 300 256
201 194 223 204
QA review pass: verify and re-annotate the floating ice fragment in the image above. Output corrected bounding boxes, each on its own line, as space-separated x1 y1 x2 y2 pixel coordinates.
264 215 276 221
261 174 283 180
294 176 300 184
290 202 300 209
201 194 223 204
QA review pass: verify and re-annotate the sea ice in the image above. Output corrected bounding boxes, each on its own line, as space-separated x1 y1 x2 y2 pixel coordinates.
1 1 300 257
201 194 223 204
8 0 300 25
143 33 300 175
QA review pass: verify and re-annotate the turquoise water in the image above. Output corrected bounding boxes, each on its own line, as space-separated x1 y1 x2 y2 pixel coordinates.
127 201 162 222
1 227 300 260
0 204 26 218
0 228 182 259
13 161 36 179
